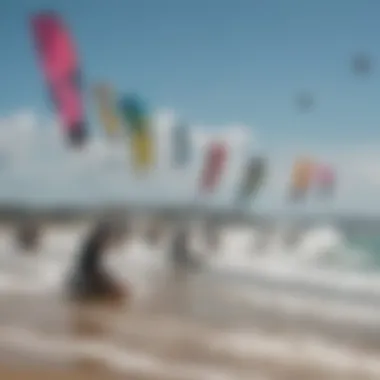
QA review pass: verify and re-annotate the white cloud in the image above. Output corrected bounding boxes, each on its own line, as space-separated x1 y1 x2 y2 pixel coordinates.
0 109 378 214
254 142 380 215
0 109 250 208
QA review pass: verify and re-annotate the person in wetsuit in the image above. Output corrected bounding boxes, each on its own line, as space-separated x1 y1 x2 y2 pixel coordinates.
15 221 40 252
170 226 188 268
68 220 126 301
170 225 201 271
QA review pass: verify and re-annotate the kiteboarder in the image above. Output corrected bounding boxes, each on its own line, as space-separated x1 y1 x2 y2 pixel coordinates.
170 226 189 269
15 221 41 252
67 219 128 301
170 225 201 271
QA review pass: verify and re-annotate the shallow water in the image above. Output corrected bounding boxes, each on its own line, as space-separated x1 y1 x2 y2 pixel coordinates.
0 222 380 379
1 273 380 380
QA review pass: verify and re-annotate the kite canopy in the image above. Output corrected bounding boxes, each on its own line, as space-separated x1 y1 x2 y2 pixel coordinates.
295 91 315 112
352 53 372 75
119 94 154 171
288 157 315 201
236 156 266 202
93 83 121 138
314 164 335 198
119 94 148 132
30 11 86 146
200 142 227 193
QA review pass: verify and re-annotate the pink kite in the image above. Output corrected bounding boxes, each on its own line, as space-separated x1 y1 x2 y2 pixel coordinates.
315 164 335 196
201 143 227 193
31 11 86 146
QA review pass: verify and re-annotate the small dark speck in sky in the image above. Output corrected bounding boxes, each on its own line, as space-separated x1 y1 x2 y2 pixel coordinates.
351 53 373 76
295 91 315 112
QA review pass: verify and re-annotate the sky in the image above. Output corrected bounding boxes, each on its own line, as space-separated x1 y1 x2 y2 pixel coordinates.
0 0 380 213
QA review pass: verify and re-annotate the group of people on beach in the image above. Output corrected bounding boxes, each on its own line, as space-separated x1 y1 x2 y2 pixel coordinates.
15 217 304 302
15 217 203 302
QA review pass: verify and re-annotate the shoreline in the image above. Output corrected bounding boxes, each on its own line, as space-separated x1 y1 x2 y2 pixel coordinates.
0 278 378 379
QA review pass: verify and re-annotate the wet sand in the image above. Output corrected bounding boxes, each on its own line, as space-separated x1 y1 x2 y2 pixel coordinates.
0 271 379 379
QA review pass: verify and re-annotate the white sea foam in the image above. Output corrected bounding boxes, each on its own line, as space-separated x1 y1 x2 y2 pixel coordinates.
0 223 379 377
0 223 378 321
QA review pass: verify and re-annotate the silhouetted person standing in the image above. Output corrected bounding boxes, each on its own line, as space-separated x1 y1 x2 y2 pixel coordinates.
68 220 127 301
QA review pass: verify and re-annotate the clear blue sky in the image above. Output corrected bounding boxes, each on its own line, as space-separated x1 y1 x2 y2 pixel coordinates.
1 0 380 145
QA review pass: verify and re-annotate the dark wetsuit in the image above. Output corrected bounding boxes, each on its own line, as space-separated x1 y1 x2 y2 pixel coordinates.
68 224 117 300
170 230 187 266
170 229 200 270
16 223 39 251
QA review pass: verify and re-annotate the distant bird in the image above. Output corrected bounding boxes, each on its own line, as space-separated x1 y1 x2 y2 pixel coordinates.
351 53 372 76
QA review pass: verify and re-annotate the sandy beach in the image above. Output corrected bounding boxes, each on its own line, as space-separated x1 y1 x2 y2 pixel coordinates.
0 270 378 380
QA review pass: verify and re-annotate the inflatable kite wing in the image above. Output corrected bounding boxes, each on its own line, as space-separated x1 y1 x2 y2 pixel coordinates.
30 11 86 146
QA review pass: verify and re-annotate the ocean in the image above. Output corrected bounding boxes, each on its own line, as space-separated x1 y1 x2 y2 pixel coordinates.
0 220 380 379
